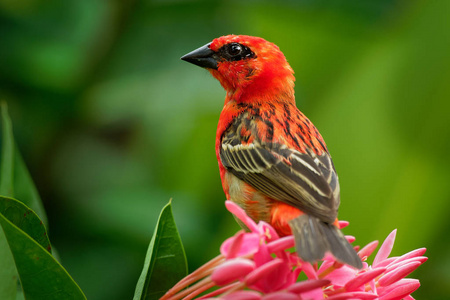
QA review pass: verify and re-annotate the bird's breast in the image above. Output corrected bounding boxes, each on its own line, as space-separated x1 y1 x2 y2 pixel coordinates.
224 171 304 236
225 171 272 224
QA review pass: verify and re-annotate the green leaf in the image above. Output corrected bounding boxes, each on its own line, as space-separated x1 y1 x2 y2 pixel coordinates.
134 200 187 300
0 102 18 300
0 228 17 300
13 151 48 227
0 198 86 300
0 196 51 253
15 290 24 300
0 102 14 197
0 102 47 227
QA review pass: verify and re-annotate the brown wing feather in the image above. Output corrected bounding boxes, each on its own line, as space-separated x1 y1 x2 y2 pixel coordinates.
220 112 340 224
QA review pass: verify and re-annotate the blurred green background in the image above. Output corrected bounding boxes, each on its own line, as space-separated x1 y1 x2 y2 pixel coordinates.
1 0 449 299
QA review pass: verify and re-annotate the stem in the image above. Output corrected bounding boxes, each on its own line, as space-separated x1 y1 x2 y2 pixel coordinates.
324 286 345 296
221 281 247 296
318 261 342 279
183 281 216 300
168 277 213 300
180 255 225 287
318 265 336 279
161 255 225 300
197 282 241 299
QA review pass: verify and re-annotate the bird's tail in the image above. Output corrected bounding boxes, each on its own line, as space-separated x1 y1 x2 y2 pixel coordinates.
289 214 363 269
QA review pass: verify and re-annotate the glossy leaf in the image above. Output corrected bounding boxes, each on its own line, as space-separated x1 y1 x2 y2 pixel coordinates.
13 151 48 227
0 101 48 227
134 200 187 300
0 231 17 300
0 203 86 300
0 101 14 197
0 102 18 300
0 196 51 253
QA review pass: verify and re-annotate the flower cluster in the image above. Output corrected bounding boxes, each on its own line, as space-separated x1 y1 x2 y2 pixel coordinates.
161 201 426 300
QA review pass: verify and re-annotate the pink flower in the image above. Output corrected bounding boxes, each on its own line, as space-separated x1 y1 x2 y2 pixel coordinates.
161 201 427 300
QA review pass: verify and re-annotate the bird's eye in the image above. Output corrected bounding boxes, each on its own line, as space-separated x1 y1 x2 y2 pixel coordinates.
228 43 242 56
219 43 256 62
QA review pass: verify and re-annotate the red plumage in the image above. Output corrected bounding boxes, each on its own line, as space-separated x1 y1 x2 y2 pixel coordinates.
182 35 362 269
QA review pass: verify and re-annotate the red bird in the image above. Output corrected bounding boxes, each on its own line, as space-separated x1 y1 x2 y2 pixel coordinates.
181 35 362 269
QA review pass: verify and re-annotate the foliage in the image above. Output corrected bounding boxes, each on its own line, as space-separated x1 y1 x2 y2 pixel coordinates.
0 105 186 299
0 104 85 299
134 200 187 300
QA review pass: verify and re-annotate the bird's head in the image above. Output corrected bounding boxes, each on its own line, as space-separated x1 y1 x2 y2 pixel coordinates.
181 35 295 104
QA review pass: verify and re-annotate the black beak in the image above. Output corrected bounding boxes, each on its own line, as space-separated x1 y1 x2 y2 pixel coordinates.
181 43 218 70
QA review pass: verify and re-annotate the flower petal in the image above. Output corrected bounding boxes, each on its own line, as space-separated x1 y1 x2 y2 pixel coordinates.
374 257 398 268
211 258 255 285
380 283 420 300
387 256 428 272
344 267 386 291
251 246 294 293
324 265 358 287
385 257 427 273
378 279 420 300
245 259 284 286
262 291 300 300
224 231 244 259
267 236 295 253
373 230 397 267
378 261 422 287
317 258 334 274
221 290 262 300
393 248 427 262
225 200 260 233
338 220 349 229
345 235 356 243
253 243 273 267
358 241 379 261
326 291 378 299
300 287 326 300
220 232 260 258
258 221 279 242
301 260 319 280
287 279 330 294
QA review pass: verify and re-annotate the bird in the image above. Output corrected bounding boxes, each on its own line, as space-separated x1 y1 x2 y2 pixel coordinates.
181 35 362 269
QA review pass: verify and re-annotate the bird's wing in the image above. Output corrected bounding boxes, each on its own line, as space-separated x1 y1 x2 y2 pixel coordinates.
220 113 340 224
